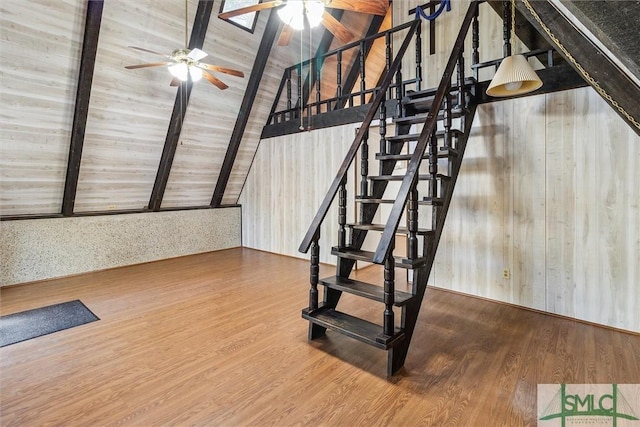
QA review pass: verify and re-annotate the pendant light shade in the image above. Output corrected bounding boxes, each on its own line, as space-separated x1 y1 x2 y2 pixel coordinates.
486 54 542 97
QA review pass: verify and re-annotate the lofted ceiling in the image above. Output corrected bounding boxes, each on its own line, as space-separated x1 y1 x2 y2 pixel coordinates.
0 0 387 217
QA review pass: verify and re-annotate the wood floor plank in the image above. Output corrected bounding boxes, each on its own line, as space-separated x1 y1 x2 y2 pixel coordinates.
1 248 638 426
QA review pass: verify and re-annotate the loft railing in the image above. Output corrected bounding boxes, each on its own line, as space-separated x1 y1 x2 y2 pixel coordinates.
298 19 422 254
267 20 424 129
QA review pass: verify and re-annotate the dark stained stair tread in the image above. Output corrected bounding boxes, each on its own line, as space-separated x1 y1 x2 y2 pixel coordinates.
375 147 459 161
355 197 443 206
403 78 475 100
386 130 462 142
346 222 435 235
394 111 464 125
331 246 428 269
302 306 405 349
319 276 415 306
369 174 451 181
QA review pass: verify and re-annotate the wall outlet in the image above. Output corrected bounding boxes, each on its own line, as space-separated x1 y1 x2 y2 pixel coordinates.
107 204 117 210
502 269 510 279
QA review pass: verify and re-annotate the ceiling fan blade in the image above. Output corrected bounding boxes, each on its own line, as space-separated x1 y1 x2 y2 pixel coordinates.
202 70 229 90
124 62 171 69
128 46 170 57
199 63 244 78
188 48 208 61
219 0 283 19
277 24 294 46
321 11 355 44
324 0 388 16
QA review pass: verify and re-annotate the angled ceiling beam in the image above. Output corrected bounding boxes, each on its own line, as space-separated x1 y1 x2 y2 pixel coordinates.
62 0 104 216
517 0 640 136
148 0 214 212
211 10 281 207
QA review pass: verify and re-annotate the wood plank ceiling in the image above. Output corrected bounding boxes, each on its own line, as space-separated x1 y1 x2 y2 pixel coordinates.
0 0 384 217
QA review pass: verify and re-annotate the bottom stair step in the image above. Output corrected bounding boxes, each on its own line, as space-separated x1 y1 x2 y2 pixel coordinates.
302 306 405 350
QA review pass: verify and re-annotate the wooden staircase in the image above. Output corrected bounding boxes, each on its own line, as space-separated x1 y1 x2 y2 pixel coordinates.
302 88 477 376
298 3 481 376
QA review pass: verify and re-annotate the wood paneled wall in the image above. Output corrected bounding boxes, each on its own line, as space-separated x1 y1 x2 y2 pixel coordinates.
239 123 357 264
0 0 85 215
431 87 640 331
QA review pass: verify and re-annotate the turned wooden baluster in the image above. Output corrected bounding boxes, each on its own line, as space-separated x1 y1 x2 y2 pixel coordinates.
336 50 343 109
415 20 422 92
309 231 320 311
383 32 392 100
443 82 452 151
338 177 347 248
286 68 292 121
472 3 480 79
359 41 366 105
503 0 512 58
456 49 466 110
315 58 322 115
407 176 419 260
360 129 369 199
394 51 403 118
379 92 387 164
297 64 303 117
429 127 438 199
383 239 395 336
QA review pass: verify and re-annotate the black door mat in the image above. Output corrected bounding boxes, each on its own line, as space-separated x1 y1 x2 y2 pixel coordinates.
0 300 99 347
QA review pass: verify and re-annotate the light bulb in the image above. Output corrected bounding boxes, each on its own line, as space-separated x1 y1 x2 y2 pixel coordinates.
504 81 523 91
168 63 189 81
306 1 325 28
189 66 203 82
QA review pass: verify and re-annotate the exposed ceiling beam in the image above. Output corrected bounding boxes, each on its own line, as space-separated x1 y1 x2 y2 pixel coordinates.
517 0 640 136
148 0 214 212
211 10 282 207
62 0 104 216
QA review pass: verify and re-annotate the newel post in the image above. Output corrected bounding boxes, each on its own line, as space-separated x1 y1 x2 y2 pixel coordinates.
309 231 320 311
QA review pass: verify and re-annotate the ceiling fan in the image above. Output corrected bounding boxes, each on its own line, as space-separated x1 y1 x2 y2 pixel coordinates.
219 0 390 46
125 1 245 89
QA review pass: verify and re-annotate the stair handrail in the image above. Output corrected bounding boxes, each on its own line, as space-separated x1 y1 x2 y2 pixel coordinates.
299 19 422 254
372 1 479 264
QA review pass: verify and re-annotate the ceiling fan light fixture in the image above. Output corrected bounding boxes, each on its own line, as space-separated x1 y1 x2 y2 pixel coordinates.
278 1 305 30
189 65 203 82
306 1 325 28
168 63 189 81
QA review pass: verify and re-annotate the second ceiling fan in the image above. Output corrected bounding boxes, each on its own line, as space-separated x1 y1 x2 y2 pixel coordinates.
219 0 390 46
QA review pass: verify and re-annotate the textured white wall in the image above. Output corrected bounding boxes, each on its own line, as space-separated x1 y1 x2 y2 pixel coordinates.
0 208 241 286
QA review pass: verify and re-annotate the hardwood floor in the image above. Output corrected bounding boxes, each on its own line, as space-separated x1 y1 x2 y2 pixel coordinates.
1 248 638 426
